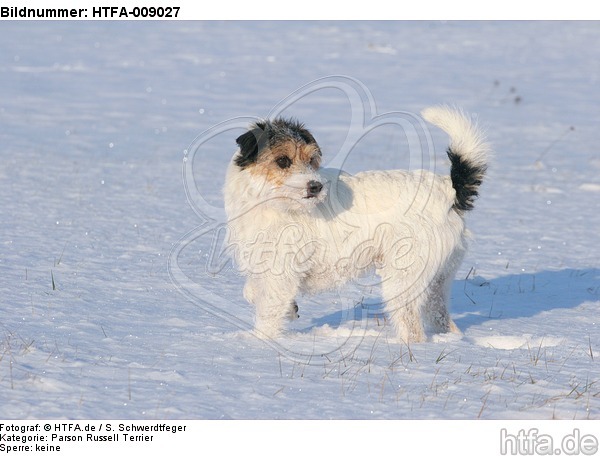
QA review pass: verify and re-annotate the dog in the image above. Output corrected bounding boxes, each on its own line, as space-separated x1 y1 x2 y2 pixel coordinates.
223 106 489 343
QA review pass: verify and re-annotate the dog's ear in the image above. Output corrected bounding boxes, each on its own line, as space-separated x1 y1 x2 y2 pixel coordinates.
235 122 267 169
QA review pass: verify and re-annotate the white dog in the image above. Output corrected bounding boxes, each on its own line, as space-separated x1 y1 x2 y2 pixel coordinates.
223 106 489 343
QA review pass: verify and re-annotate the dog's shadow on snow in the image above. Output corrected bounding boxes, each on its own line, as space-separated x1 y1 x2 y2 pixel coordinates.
305 296 387 331
300 268 600 333
451 267 599 332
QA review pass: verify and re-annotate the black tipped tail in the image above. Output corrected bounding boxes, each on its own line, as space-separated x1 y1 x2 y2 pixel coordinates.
421 105 490 213
447 148 487 212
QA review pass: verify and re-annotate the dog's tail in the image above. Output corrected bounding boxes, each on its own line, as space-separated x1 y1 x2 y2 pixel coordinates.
421 105 490 212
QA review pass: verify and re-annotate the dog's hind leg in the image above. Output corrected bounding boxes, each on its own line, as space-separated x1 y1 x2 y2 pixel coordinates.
379 273 428 343
423 245 464 335
423 271 461 335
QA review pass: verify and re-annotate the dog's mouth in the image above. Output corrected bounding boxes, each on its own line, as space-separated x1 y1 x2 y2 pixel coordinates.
301 192 327 209
303 189 327 202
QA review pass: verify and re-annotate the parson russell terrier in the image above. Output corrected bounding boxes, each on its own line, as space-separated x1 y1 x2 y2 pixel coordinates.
223 106 490 343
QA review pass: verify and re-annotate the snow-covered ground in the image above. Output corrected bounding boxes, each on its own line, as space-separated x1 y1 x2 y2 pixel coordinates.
1 21 599 419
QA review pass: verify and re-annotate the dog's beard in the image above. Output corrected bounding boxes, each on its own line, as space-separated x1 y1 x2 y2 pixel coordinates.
252 172 328 213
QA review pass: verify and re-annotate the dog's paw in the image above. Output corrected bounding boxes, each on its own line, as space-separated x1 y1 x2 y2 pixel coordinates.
287 301 300 320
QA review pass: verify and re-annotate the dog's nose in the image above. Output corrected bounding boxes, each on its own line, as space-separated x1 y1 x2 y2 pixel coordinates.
307 180 323 198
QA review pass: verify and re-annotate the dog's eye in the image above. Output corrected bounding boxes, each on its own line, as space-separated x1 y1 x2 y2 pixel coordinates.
275 156 292 169
310 155 320 169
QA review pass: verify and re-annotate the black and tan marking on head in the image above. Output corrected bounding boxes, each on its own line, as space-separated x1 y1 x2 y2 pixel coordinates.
235 118 322 184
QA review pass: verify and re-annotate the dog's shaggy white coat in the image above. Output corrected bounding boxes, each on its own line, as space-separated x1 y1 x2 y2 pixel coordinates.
224 106 490 343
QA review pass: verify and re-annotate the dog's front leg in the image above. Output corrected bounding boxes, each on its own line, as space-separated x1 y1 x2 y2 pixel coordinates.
243 275 299 339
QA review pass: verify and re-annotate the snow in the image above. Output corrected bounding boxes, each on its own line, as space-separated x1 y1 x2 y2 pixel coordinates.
1 21 599 420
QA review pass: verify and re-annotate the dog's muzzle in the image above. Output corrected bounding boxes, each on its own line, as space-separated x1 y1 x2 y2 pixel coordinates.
306 180 323 198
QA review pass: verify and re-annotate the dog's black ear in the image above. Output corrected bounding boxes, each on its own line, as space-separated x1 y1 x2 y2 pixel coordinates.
235 122 267 169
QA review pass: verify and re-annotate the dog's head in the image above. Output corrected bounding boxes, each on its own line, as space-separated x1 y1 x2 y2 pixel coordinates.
233 118 327 211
